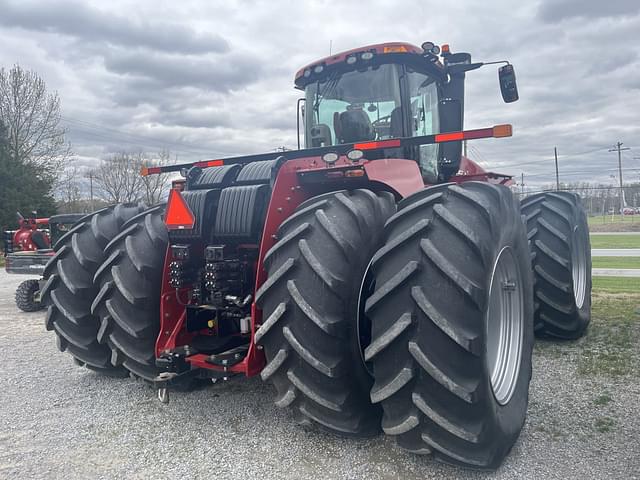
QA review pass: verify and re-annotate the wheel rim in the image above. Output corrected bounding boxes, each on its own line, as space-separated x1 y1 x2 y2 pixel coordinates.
486 246 524 406
357 259 375 377
571 226 587 309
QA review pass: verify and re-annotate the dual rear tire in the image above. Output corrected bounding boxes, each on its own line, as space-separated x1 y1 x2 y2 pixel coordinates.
258 183 534 469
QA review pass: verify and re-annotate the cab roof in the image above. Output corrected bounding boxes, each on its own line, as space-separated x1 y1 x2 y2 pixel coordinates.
294 42 431 87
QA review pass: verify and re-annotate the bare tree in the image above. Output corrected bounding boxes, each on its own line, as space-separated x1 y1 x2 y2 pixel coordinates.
0 65 71 178
139 149 174 205
91 150 174 205
91 152 145 204
57 161 83 212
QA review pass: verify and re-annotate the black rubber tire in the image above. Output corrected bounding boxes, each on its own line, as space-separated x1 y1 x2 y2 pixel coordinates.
91 205 168 381
40 204 143 374
15 279 42 312
520 192 591 339
365 182 534 470
255 189 396 437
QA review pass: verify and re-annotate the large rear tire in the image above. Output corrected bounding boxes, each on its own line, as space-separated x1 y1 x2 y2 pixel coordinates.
520 192 591 339
15 279 42 312
91 205 167 381
255 189 396 437
41 204 143 374
365 182 533 469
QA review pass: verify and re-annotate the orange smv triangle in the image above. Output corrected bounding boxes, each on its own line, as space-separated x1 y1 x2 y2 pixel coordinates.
165 188 195 230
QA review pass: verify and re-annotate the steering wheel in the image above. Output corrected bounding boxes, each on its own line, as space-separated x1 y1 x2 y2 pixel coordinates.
372 114 392 129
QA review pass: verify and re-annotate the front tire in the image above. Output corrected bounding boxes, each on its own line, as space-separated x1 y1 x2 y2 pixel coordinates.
520 192 591 339
256 189 396 437
365 182 533 469
15 279 42 312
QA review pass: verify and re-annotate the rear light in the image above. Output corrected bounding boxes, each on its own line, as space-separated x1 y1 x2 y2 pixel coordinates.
326 171 344 179
171 179 186 191
194 159 224 168
140 165 162 176
345 169 365 178
492 124 513 138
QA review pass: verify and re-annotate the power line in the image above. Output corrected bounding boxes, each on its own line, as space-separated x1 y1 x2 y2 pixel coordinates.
60 116 241 157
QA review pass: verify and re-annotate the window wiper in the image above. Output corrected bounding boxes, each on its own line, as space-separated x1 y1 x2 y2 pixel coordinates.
312 72 340 113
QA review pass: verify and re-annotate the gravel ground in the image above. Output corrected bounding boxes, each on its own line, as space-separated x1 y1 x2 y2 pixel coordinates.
1 271 639 479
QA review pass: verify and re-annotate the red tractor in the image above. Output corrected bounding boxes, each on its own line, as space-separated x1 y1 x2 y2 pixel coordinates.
41 41 591 470
3 212 82 311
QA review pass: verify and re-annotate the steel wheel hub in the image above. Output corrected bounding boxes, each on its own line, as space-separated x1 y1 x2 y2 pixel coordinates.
571 226 587 309
486 246 524 405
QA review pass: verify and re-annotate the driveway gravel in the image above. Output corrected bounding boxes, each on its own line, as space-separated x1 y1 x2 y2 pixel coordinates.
1 271 639 479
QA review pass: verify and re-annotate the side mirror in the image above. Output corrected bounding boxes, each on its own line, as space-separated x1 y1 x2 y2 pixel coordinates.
499 64 519 103
438 99 463 179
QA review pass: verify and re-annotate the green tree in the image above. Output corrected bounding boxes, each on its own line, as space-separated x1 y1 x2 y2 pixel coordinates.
0 121 56 237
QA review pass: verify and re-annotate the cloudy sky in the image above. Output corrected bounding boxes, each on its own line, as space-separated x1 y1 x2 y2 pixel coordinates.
1 0 639 190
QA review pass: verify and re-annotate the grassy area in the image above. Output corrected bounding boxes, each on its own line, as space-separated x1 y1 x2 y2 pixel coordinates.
589 215 638 226
590 235 640 249
592 276 640 293
592 257 640 269
577 291 640 377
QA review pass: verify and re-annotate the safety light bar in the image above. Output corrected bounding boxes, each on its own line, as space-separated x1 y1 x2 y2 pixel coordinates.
140 124 512 177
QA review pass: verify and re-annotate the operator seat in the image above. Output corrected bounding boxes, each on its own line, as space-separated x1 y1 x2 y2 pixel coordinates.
335 109 375 144
389 107 403 138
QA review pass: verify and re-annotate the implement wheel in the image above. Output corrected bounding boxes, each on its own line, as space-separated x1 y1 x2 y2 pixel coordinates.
41 204 143 374
520 192 591 339
256 189 396 437
365 182 533 469
15 279 42 312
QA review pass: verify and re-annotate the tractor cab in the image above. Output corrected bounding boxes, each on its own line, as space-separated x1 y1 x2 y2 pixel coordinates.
295 42 518 182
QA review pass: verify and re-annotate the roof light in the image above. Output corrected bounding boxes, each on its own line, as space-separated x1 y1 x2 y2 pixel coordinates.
346 55 357 65
165 189 195 230
304 69 311 77
314 65 324 74
322 152 339 164
361 52 374 61
431 45 441 55
441 44 450 54
347 149 364 161
421 41 435 52
383 46 408 53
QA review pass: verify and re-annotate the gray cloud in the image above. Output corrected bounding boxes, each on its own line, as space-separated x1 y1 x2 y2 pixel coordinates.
103 50 261 93
0 0 638 189
0 0 229 54
537 0 640 23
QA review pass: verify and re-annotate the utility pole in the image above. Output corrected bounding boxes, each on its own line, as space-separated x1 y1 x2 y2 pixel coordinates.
520 172 524 195
554 147 560 191
89 171 94 212
463 140 467 158
609 142 630 214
